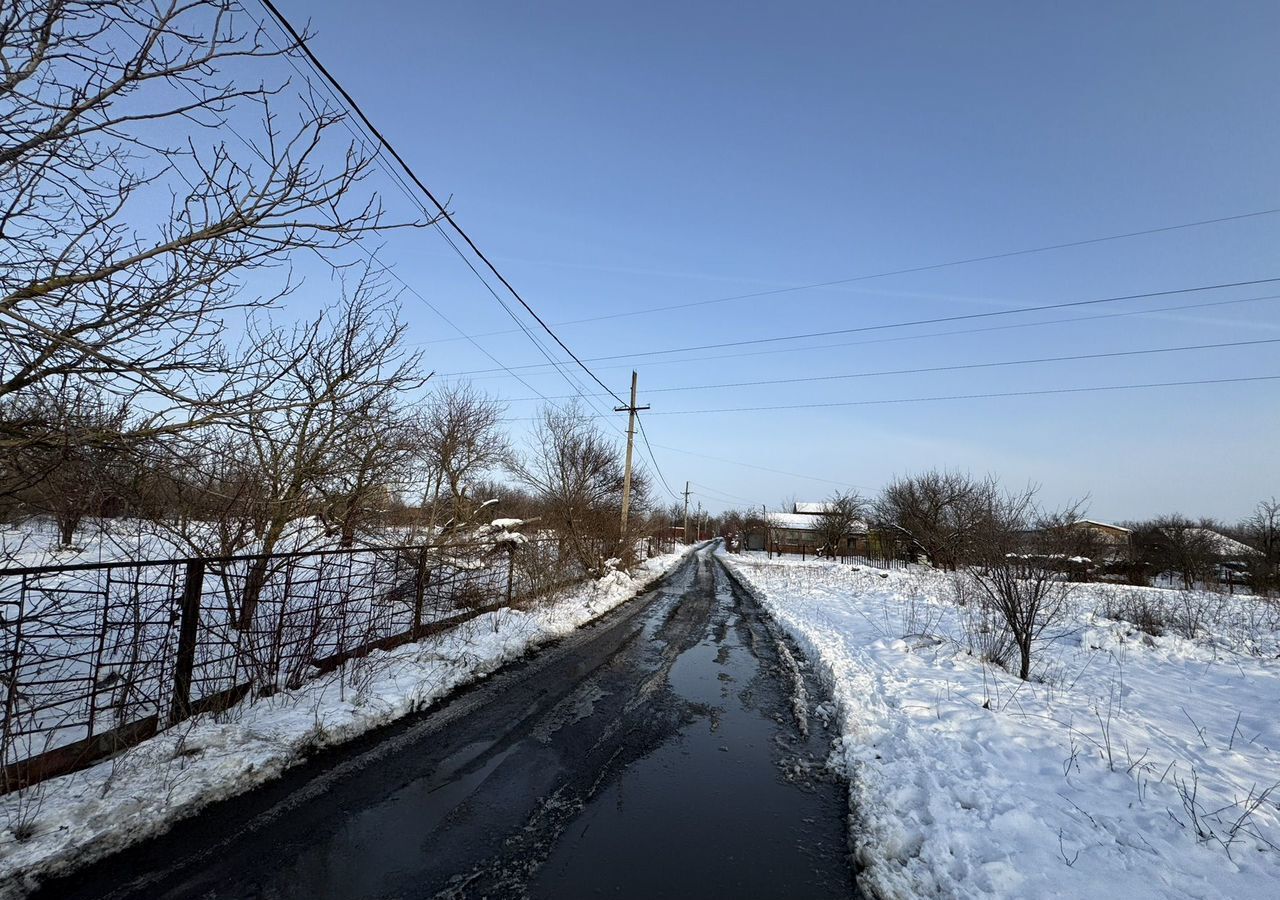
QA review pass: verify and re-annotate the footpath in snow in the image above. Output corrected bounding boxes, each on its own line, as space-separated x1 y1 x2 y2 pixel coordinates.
0 545 698 897
719 549 1280 900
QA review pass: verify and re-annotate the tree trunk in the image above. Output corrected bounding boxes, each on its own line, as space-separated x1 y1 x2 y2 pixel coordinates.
57 515 79 547
1018 639 1032 681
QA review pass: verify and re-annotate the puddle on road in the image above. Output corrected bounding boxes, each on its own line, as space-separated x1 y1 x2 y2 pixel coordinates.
530 567 851 899
269 741 524 900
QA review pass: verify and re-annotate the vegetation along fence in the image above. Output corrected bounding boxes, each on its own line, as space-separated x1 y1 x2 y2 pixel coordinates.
0 535 649 794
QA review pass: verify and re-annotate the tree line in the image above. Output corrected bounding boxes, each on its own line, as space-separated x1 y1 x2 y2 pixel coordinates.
0 2 669 575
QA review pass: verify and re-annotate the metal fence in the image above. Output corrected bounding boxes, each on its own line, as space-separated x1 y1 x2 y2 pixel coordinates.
837 553 910 571
0 537 581 793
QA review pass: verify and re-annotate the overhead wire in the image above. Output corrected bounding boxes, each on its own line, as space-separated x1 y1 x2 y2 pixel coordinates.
412 207 1280 344
641 374 1280 416
442 277 1280 377
493 337 1280 402
647 445 864 490
251 0 626 406
240 1 637 446
633 412 681 501
241 3 1278 502
435 292 1280 384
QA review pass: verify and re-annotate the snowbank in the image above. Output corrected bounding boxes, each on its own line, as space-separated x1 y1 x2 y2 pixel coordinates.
0 544 699 897
719 550 1280 900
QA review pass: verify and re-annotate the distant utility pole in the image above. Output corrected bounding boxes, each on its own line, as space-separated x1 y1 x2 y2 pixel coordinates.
616 371 649 538
684 481 692 545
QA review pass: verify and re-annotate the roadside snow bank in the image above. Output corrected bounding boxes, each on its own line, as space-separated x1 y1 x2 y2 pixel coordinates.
0 545 699 897
720 550 1280 900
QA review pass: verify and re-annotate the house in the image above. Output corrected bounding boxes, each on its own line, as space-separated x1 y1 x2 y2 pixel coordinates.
742 502 868 556
1067 519 1132 560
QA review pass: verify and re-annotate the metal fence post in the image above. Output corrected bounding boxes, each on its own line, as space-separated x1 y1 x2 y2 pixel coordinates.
505 546 515 608
169 559 204 725
412 548 428 637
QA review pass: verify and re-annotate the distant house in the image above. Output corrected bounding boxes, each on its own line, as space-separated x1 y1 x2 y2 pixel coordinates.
1182 528 1259 561
742 502 868 556
1067 519 1132 560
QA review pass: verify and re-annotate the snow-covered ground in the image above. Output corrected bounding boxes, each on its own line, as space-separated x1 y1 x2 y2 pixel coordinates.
0 544 699 898
719 550 1280 900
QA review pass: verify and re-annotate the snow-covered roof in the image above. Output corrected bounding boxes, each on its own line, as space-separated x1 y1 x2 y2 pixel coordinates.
769 512 820 531
768 512 868 534
1072 519 1131 533
793 501 829 515
1185 528 1259 558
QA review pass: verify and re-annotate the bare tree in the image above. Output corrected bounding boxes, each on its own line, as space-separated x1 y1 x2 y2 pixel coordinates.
875 470 996 570
6 382 133 546
161 275 426 627
413 384 509 531
815 490 866 557
512 403 646 577
316 396 419 548
966 488 1084 680
1132 515 1220 589
1242 498 1279 595
0 1 420 452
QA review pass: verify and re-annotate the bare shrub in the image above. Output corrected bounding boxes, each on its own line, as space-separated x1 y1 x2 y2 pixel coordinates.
959 590 1018 669
1100 588 1212 640
966 489 1083 680
1101 590 1170 636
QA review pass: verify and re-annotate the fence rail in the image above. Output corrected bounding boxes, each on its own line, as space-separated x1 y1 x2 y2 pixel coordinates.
0 533 676 793
837 553 910 571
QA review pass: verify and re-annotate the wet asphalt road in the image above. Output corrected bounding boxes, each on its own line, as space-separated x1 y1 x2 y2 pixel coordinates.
39 545 855 899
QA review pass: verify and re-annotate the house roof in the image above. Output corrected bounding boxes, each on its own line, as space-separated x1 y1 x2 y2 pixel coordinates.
1184 528 1259 558
768 512 868 534
793 501 828 515
1072 519 1131 533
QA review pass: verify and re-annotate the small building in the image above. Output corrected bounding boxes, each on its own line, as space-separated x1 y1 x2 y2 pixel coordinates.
742 502 869 556
1067 519 1132 560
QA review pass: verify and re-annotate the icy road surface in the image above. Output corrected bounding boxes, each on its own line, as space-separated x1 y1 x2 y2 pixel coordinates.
40 545 855 899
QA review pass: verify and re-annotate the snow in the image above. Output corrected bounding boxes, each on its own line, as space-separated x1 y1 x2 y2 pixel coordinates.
719 549 1280 900
1073 519 1132 533
0 544 700 897
794 501 831 515
768 512 823 531
767 511 869 534
1181 528 1260 560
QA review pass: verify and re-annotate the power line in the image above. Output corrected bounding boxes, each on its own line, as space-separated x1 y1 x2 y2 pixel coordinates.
649 444 863 489
251 0 625 406
244 1 637 443
174 4 585 423
638 374 1280 416
634 413 681 502
437 292 1280 385
441 277 1280 377
494 337 1280 401
412 207 1280 344
689 482 761 505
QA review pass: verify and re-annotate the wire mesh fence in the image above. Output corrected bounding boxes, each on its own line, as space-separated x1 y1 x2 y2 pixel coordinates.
0 535 604 794
837 553 910 571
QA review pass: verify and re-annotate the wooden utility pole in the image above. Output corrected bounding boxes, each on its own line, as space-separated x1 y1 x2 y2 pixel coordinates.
684 481 692 544
616 371 649 539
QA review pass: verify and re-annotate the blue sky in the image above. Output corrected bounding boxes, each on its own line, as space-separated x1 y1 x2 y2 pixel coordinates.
275 0 1279 521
